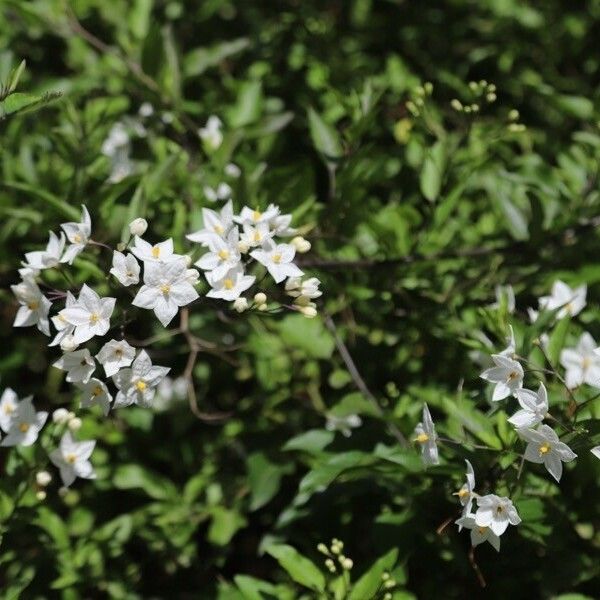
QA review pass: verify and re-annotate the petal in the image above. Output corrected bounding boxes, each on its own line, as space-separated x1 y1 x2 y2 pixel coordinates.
132 286 160 310
154 297 178 327
492 382 511 401
545 454 563 482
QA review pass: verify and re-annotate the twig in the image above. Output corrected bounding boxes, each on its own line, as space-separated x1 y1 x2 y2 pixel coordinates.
468 546 487 588
324 313 408 447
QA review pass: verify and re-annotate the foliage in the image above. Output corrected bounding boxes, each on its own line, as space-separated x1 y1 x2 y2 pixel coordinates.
1 1 600 598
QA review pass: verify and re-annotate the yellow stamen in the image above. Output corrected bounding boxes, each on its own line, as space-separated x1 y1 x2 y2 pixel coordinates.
135 380 147 392
73 234 82 244
477 527 487 534
214 225 224 234
539 443 551 455
89 313 99 324
218 249 229 260
19 422 30 433
27 301 39 310
3 404 15 415
582 357 591 369
66 453 77 464
456 488 469 498
160 284 171 294
414 433 429 444
223 279 234 290
272 253 282 264
92 386 103 397
151 246 160 259
252 210 262 222
507 371 519 381
253 231 261 242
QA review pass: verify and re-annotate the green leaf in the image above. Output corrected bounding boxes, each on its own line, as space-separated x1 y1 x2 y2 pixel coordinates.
307 107 343 163
420 140 446 201
208 506 247 546
8 59 26 94
184 38 251 77
283 430 334 454
0 181 80 220
229 80 263 128
349 548 398 600
247 453 292 511
278 314 334 359
113 464 177 500
264 544 325 592
547 316 570 366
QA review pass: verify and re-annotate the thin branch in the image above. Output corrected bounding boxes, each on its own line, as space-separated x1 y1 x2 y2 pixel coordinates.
324 314 408 447
468 546 487 588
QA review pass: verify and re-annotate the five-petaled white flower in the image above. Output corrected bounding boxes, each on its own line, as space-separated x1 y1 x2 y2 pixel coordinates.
198 115 223 151
250 240 303 284
23 231 65 270
0 397 47 447
110 251 140 286
132 258 199 326
112 350 170 408
235 204 280 226
325 414 362 437
413 403 439 466
195 227 241 279
60 284 116 344
519 424 577 482
539 280 586 319
53 348 96 384
50 291 77 347
455 459 476 522
50 432 96 486
0 388 21 433
474 494 521 536
11 277 51 336
205 265 255 301
480 354 523 401
131 237 180 263
60 205 92 264
76 378 112 416
186 201 234 246
96 339 136 377
240 223 274 249
285 277 322 299
455 515 501 552
508 383 549 429
560 332 600 389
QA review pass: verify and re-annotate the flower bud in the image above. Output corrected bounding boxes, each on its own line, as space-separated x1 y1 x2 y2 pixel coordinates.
298 305 317 318
225 163 241 178
450 99 463 111
129 218 148 237
68 417 82 431
36 490 47 501
317 543 329 555
60 334 78 353
233 297 249 313
291 236 311 253
341 558 353 570
186 268 200 284
52 408 70 424
117 242 127 252
254 292 267 305
36 471 52 487
257 303 268 312
238 241 250 253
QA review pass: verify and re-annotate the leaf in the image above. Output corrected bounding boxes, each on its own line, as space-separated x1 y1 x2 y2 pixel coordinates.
0 91 61 119
349 548 398 600
184 38 251 77
229 80 263 128
113 464 177 500
247 453 292 511
307 107 343 164
420 140 446 201
7 59 26 94
554 95 594 119
129 0 154 39
264 544 325 592
208 506 247 546
0 181 80 220
278 314 334 359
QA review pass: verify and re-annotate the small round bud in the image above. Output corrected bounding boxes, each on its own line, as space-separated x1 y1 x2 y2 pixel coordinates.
406 101 419 116
129 218 148 237
291 236 311 253
36 471 52 487
139 102 154 118
508 109 520 121
68 417 82 431
424 82 433 95
486 92 497 103
450 99 463 111
384 579 396 589
463 106 472 114
469 81 478 92
382 572 390 581
415 86 425 97
325 558 336 572
52 408 70 424
233 297 249 313
317 543 329 555
254 292 267 305
36 490 47 501
487 83 496 93
60 335 78 353
257 303 268 312
470 104 479 113
341 558 353 570
384 594 392 600
225 163 241 178
415 97 424 107
186 268 200 285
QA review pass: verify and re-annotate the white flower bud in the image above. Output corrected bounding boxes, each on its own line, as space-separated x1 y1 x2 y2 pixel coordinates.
36 471 52 487
291 236 311 253
36 490 47 501
67 411 76 421
139 102 154 118
341 558 353 570
60 334 78 353
52 408 70 424
184 254 193 267
186 268 200 284
257 303 268 312
238 241 250 253
233 297 249 313
129 218 148 237
117 242 126 252
297 304 317 318
254 292 267 305
224 163 241 178
68 417 82 431
293 294 311 307
450 99 463 111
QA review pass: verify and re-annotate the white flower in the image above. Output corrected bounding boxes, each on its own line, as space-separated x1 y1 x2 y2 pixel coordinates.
11 277 51 336
224 163 241 178
60 284 116 344
102 123 132 183
96 339 136 377
285 277 322 299
206 265 255 301
60 205 92 264
131 237 180 263
36 471 52 486
50 291 77 347
139 102 154 118
23 231 65 270
455 459 476 522
325 414 362 437
413 404 439 466
77 378 112 416
186 201 234 246
195 227 241 279
560 332 600 389
454 515 501 552
204 183 232 203
110 251 140 286
250 240 303 284
129 218 148 237
0 398 47 447
235 204 280 226
474 494 521 536
491 284 516 314
240 223 274 249
269 212 296 237
539 280 586 319
198 115 223 150
59 334 78 353
50 432 96 487
291 236 311 253
132 258 199 326
591 446 600 460
52 408 71 424
53 349 96 384
0 388 20 432
519 424 577 482
480 354 523 401
508 383 548 429
233 297 249 312
112 350 170 408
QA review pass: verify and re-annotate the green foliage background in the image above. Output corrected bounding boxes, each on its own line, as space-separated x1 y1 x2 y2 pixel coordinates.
1 0 599 598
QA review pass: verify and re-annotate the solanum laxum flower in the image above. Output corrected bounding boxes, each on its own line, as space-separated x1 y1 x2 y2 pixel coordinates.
455 515 501 552
60 205 91 264
0 388 20 432
559 332 600 389
206 265 255 301
186 201 234 247
110 251 140 286
0 397 47 447
53 348 96 383
480 354 523 401
539 280 586 319
455 459 476 520
77 378 112 415
413 404 439 466
96 339 136 377
235 204 280 226
131 236 180 263
50 432 96 487
198 115 223 151
195 227 241 279
250 240 303 284
474 494 520 536
11 276 51 336
50 291 77 347
23 231 65 270
508 382 548 429
132 257 199 326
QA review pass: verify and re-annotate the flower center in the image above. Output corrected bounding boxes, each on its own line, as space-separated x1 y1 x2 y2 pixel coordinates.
214 225 224 234
92 386 103 397
457 488 469 498
272 253 282 264
28 301 39 310
223 278 234 290
253 231 262 242
507 370 519 381
582 357 591 370
477 527 487 534
252 210 262 222
160 284 171 294
73 234 82 244
90 312 100 324
66 453 77 464
539 443 552 455
135 380 147 392
415 433 429 443
496 505 504 514
3 404 15 415
19 422 30 433
218 249 229 260
151 246 160 258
